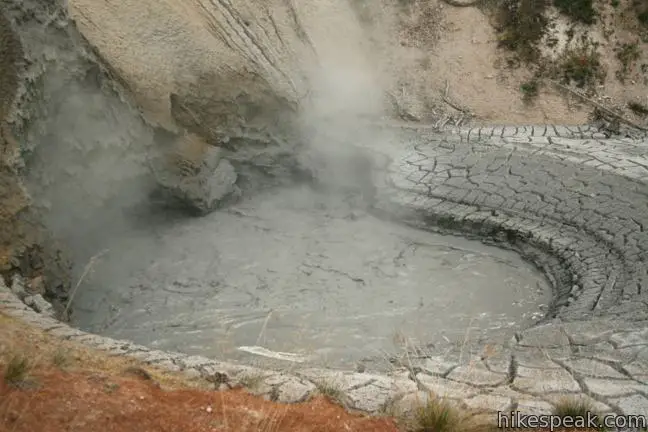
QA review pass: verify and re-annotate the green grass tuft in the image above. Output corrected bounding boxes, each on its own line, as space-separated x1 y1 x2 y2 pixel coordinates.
52 348 72 369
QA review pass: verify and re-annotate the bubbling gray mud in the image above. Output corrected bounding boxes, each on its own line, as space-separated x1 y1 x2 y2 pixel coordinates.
72 186 550 370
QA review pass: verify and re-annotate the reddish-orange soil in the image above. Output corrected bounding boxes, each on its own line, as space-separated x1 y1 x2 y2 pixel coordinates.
0 366 400 432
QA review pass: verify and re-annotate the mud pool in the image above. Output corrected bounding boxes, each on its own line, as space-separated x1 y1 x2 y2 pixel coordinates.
71 186 551 371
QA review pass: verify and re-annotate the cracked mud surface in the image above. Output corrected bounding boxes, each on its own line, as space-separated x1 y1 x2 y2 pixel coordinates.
70 186 549 371
4 122 648 417
377 124 648 322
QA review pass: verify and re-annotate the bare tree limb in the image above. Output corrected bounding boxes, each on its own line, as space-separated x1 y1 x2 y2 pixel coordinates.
442 80 469 114
440 0 481 7
546 79 648 132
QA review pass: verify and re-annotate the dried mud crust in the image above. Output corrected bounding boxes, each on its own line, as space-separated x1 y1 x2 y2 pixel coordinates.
374 123 648 322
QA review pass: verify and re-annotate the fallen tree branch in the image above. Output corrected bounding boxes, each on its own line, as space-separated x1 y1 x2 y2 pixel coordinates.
442 80 470 114
440 0 481 7
386 90 421 122
546 79 648 132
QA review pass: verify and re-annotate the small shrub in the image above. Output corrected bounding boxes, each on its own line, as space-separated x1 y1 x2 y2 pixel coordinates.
104 382 120 394
554 0 597 24
637 0 648 27
520 79 540 102
611 0 620 8
4 355 31 387
629 101 648 116
558 45 605 89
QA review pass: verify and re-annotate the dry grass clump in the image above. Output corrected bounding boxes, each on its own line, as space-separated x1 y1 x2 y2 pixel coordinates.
312 378 347 406
393 393 496 432
3 355 32 388
552 395 603 427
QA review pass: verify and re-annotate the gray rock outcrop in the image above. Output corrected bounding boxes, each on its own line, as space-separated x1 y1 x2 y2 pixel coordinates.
150 141 239 215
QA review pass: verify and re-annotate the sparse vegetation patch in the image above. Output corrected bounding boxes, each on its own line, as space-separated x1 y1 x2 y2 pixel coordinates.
408 396 496 432
555 43 606 90
636 0 648 27
616 41 641 82
237 372 265 390
520 78 541 102
482 0 648 109
313 379 345 406
492 0 549 62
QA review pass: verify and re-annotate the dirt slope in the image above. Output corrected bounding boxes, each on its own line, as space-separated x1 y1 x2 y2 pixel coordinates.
362 0 648 126
383 3 592 124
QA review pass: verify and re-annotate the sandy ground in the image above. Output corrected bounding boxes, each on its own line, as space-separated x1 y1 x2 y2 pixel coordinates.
381 3 588 124
380 0 648 126
428 6 589 124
